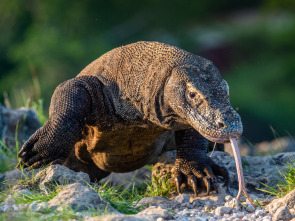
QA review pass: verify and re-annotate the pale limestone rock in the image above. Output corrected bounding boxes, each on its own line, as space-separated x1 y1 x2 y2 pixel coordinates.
48 183 118 213
214 206 231 216
273 206 292 221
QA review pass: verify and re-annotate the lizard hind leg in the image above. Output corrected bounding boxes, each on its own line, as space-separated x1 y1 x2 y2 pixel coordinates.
62 140 110 183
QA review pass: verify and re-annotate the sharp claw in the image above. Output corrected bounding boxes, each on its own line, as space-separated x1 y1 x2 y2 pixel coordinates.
175 177 181 194
188 176 198 197
16 162 21 170
204 177 211 196
17 151 23 158
18 147 27 158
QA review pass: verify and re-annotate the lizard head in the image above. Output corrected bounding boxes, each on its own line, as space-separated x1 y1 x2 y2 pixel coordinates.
164 61 243 143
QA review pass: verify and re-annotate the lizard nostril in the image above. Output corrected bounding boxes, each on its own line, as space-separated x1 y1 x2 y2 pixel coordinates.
218 122 225 128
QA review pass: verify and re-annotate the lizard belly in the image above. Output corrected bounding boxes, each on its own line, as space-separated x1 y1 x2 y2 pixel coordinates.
84 125 166 173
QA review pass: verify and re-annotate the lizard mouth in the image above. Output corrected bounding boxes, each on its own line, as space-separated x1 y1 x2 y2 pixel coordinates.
200 132 238 143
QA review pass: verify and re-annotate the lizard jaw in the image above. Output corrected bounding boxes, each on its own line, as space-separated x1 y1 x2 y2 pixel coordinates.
200 132 239 143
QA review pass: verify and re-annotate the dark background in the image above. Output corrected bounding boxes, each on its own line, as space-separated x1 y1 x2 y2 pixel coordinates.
1 0 295 143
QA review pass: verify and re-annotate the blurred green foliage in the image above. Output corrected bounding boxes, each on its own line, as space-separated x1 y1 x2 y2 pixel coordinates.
0 0 294 142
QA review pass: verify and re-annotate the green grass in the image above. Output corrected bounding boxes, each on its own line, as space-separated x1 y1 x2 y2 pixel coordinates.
259 158 295 198
0 141 18 174
0 96 47 174
29 99 48 125
144 172 175 198
0 164 176 220
91 167 175 214
0 174 80 221
0 91 175 219
92 181 143 214
0 206 80 221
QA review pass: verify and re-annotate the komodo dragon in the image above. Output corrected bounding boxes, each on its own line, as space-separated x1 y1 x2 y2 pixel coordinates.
18 41 243 196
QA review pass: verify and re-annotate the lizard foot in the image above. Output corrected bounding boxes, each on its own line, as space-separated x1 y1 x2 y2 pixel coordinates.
17 121 73 170
172 152 229 197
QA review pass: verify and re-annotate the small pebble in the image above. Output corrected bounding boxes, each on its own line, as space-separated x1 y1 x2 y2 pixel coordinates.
273 206 292 221
174 194 190 204
4 195 15 205
18 203 30 211
289 208 295 215
1 205 12 213
35 202 48 212
12 205 19 211
224 198 241 210
225 195 233 202
28 200 42 211
244 203 255 213
214 206 231 216
255 208 266 217
193 199 201 207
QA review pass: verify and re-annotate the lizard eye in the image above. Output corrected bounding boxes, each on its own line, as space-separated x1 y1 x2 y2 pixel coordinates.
189 92 196 99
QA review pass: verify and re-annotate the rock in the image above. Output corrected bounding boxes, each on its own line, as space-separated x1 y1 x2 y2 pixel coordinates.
137 206 173 220
35 164 90 190
214 206 231 216
224 137 295 157
1 167 43 191
28 200 42 211
204 204 215 212
136 196 175 209
173 193 191 204
225 195 233 202
48 183 118 213
101 166 151 189
211 151 295 195
4 195 15 205
265 189 295 214
273 206 292 221
224 139 253 156
156 150 176 164
0 104 40 148
0 105 5 138
255 137 295 155
289 208 295 216
0 169 22 191
85 214 151 221
255 208 266 217
224 198 241 210
244 203 255 213
12 186 34 199
17 203 30 211
34 202 48 212
0 204 12 213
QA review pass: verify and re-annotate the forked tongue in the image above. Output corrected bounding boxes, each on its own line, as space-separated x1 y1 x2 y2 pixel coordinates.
229 137 255 207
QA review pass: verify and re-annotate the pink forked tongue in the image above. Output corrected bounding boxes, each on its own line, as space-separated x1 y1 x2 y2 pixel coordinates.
229 137 255 207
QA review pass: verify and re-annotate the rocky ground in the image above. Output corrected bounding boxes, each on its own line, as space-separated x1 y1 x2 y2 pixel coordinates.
1 150 295 220
1 105 295 220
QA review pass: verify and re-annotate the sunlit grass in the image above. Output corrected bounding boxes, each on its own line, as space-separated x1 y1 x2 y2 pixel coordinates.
0 206 80 221
144 172 175 198
259 158 295 198
0 141 18 174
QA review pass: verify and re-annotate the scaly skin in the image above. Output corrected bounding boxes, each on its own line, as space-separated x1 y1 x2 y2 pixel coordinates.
18 41 242 195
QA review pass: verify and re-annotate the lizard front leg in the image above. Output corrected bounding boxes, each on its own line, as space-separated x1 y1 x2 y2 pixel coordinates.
17 76 102 169
172 128 229 196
